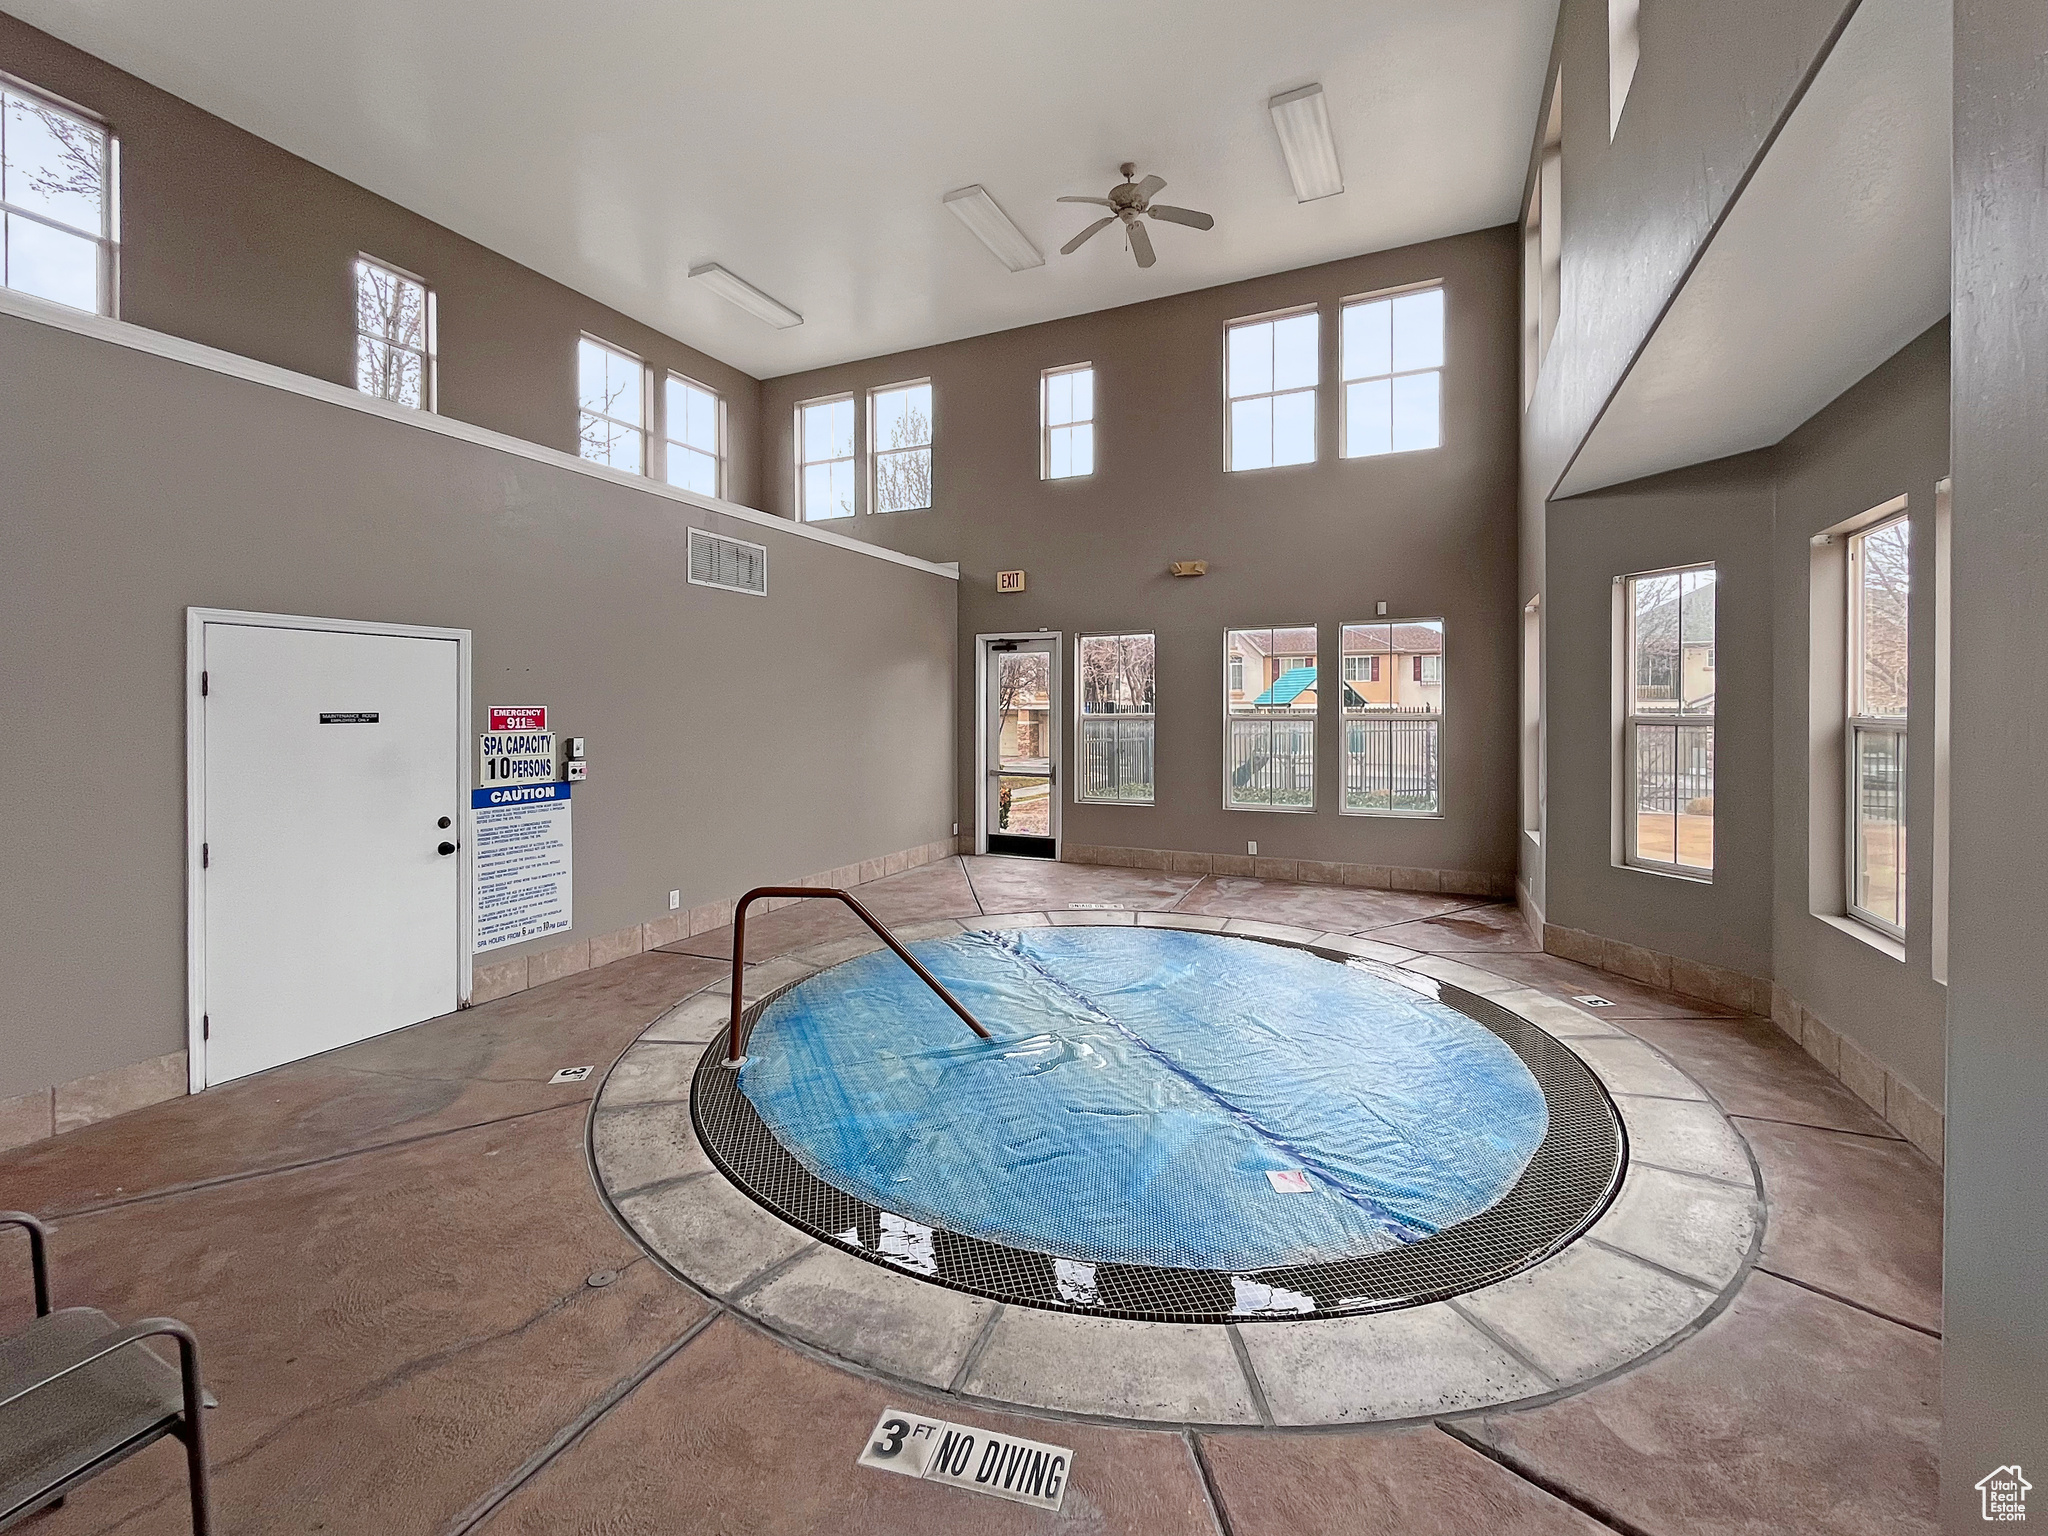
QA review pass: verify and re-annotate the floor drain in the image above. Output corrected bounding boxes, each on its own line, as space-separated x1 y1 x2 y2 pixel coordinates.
586 1269 619 1288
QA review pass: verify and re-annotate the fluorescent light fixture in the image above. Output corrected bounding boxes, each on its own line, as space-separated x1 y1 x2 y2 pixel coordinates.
943 184 1044 272
688 263 803 329
1268 83 1344 202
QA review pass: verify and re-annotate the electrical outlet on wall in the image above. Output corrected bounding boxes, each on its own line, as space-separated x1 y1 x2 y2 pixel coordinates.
669 890 681 910
952 822 959 837
1247 841 1258 856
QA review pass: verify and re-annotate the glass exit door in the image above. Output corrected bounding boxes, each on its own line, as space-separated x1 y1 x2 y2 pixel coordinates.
984 636 1059 859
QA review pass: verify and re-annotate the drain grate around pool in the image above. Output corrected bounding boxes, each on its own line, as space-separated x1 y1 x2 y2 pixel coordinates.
687 946 1626 1324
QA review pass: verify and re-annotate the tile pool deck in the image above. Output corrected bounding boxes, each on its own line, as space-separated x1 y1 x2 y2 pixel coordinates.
0 856 1941 1534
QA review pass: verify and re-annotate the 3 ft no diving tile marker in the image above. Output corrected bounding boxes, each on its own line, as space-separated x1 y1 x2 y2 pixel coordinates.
857 1408 1072 1512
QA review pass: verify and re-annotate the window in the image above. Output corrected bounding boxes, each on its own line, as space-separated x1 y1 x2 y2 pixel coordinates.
1609 0 1640 138
1078 633 1155 803
2 81 116 314
1623 565 1715 875
1042 364 1094 479
870 379 932 512
797 394 856 520
1226 309 1318 471
1225 626 1316 810
664 374 723 498
1343 620 1444 815
353 257 433 410
1849 514 1910 936
1342 286 1443 456
1522 76 1563 407
577 336 646 473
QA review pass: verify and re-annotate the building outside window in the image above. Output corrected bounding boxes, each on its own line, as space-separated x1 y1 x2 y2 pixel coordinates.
577 336 646 474
1342 285 1444 457
1 81 117 314
870 379 933 512
1043 364 1094 479
1342 620 1445 814
664 374 723 497
1226 309 1318 471
798 394 856 520
1077 633 1155 803
1623 564 1716 875
353 256 433 410
1849 514 1910 936
1225 626 1317 809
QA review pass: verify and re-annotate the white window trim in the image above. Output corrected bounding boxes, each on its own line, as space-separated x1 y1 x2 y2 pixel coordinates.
1041 362 1095 481
1846 508 1911 941
663 371 725 499
867 377 933 514
576 334 648 476
1223 304 1319 474
1223 624 1319 814
353 253 436 412
1340 617 1447 819
1339 280 1446 460
796 390 858 521
1617 564 1716 881
1 72 120 317
1075 631 1156 806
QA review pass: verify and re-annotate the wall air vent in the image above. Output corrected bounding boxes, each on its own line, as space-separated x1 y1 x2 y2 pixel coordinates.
688 528 768 596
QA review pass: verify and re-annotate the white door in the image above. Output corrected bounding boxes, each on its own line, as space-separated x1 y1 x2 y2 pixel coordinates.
982 636 1061 859
197 618 466 1084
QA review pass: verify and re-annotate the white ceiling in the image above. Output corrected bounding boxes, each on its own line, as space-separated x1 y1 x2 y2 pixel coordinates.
9 0 1560 377
1556 0 1950 498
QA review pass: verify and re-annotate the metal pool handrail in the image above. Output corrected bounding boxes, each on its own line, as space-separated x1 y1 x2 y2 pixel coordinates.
724 886 992 1064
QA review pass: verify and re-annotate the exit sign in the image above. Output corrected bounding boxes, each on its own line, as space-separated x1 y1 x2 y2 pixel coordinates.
996 570 1027 594
489 706 547 732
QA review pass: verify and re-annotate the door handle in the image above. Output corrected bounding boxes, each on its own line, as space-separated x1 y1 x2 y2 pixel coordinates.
437 842 457 856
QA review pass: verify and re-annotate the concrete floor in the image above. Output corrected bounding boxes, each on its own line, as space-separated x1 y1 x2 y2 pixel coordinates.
0 857 1942 1534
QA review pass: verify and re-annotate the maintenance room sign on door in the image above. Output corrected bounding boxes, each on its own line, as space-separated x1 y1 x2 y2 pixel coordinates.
472 782 572 951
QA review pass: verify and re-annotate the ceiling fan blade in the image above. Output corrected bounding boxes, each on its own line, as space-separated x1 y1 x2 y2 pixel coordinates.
1133 174 1166 201
1057 195 1115 206
1128 220 1157 268
1061 216 1117 255
1148 204 1215 231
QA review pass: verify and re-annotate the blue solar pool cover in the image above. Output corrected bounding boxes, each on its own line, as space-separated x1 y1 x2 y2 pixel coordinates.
737 928 1548 1273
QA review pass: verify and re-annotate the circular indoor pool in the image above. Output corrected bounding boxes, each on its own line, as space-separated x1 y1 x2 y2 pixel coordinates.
691 925 1623 1323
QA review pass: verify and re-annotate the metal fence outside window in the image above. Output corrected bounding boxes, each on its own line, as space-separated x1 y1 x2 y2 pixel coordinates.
1081 716 1155 802
1228 716 1315 807
1344 717 1440 812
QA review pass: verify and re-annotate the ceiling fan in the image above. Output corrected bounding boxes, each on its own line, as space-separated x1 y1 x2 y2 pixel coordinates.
1059 163 1215 269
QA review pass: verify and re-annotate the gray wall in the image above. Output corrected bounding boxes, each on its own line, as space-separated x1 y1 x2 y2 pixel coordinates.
1518 0 1865 910
0 313 956 1101
1771 322 1949 1100
1543 456 1778 978
1944 0 2048 1511
0 11 763 503
1542 323 1949 1091
755 228 1523 876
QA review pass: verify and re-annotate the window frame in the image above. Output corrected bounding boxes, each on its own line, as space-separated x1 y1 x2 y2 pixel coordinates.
1339 280 1446 460
868 376 934 514
1340 618 1447 819
1619 563 1717 880
1223 624 1319 814
1041 362 1095 481
1 74 120 316
352 253 436 412
662 371 726 499
795 391 858 521
1075 631 1157 806
1846 511 1911 940
1223 304 1320 474
575 333 648 476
